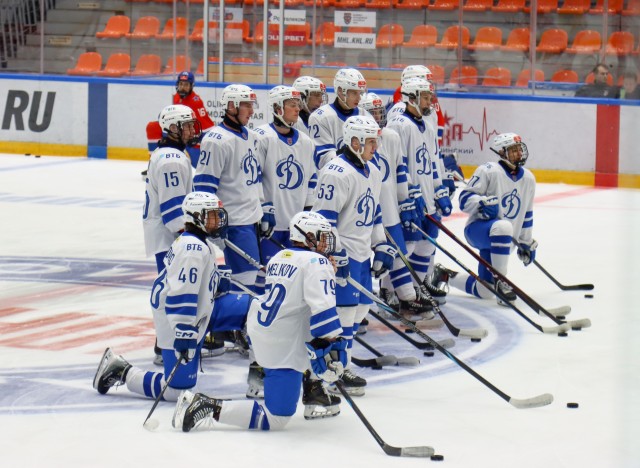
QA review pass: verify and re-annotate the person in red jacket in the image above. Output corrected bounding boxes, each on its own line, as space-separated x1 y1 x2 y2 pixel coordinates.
144 72 215 173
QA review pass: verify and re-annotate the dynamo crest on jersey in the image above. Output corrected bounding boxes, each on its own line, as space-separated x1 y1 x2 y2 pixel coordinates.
415 142 432 176
242 149 260 185
276 154 305 190
501 188 522 219
355 187 376 227
373 151 391 183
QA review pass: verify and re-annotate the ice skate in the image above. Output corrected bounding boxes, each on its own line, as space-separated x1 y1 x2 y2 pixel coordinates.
430 264 458 292
173 390 222 432
93 348 131 395
496 280 517 306
399 287 435 321
329 368 366 397
302 376 341 419
201 331 225 358
422 277 447 304
246 361 265 399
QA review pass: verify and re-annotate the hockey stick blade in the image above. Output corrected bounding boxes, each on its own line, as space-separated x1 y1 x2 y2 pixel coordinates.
561 283 594 291
547 306 571 317
457 327 489 339
541 323 571 334
383 444 435 458
509 392 554 409
395 356 420 367
352 355 398 368
567 318 592 329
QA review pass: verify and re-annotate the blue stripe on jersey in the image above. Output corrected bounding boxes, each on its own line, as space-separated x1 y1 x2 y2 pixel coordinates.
165 305 197 316
166 293 199 305
396 172 408 184
249 401 271 430
162 206 183 225
316 209 338 227
465 276 482 298
314 144 335 167
374 205 382 225
310 307 342 337
308 173 317 189
160 195 184 215
522 219 533 228
193 173 219 193
459 190 474 210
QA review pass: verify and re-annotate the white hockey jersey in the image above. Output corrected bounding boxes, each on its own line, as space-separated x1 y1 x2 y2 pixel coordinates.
194 123 263 226
151 232 220 350
459 162 536 245
371 127 410 227
247 247 342 372
312 154 384 262
308 103 372 170
387 112 443 215
142 145 193 257
254 123 317 230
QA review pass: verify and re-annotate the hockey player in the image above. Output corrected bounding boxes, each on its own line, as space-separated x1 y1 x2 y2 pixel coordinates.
386 77 452 302
145 71 215 171
94 192 239 401
292 75 328 133
255 85 317 274
313 115 397 396
172 211 347 432
308 68 370 169
430 133 537 305
194 84 272 294
359 93 432 320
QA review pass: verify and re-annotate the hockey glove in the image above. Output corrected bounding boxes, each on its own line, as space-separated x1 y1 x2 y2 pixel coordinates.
174 323 199 362
215 265 232 298
408 184 427 217
306 337 344 383
371 242 397 279
332 248 350 287
434 185 453 217
478 196 499 220
260 202 276 238
443 172 456 197
517 239 538 267
330 338 348 368
443 154 464 180
398 198 419 230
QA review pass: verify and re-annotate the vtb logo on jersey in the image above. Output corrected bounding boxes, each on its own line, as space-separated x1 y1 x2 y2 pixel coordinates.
415 143 432 176
355 188 376 227
242 149 260 185
501 189 521 219
276 154 304 190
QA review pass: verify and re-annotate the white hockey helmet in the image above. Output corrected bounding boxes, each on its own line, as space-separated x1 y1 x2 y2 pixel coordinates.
289 211 336 256
158 104 201 145
334 68 367 97
401 65 434 84
343 115 380 158
401 77 435 116
292 76 328 112
359 92 387 128
182 191 228 237
220 84 258 111
268 85 302 128
491 133 529 168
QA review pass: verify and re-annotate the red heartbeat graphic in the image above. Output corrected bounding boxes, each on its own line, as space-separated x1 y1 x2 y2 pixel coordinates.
443 108 500 150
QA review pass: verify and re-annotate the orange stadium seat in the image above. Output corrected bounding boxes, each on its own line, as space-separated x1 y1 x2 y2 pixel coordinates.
467 26 503 50
358 62 379 68
501 27 530 52
365 0 393 7
126 16 160 40
482 67 512 86
189 19 217 42
589 0 623 13
96 53 131 77
390 63 409 69
247 21 279 44
449 65 478 85
524 0 557 13
227 20 251 43
605 31 635 55
435 25 470 49
491 0 525 12
428 64 445 85
131 54 162 76
565 30 601 54
463 0 493 11
348 26 374 33
312 22 341 46
536 29 568 53
403 24 438 48
284 23 312 46
429 0 458 9
96 15 130 39
557 0 590 14
334 0 365 6
163 55 192 75
325 61 348 67
376 23 405 48
515 68 545 87
622 0 640 15
66 52 102 75
550 69 579 83
196 57 220 75
231 57 255 63
394 0 428 7
157 17 188 40
304 0 335 6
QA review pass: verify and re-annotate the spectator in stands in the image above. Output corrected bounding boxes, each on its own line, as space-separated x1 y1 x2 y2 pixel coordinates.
574 63 619 98
619 72 640 100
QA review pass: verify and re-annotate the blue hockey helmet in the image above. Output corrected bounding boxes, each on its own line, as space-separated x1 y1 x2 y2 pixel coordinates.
176 71 195 97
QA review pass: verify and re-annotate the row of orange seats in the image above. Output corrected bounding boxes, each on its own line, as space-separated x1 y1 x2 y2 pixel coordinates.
67 52 209 77
123 0 640 14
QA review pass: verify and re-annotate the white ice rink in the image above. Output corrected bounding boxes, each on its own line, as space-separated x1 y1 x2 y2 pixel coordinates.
0 154 638 468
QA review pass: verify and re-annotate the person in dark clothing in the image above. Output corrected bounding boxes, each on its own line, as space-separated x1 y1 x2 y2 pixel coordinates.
575 64 619 98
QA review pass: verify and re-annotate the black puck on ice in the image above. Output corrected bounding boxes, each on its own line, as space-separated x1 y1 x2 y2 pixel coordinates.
571 326 582 331
471 338 481 342
430 454 444 461
584 294 593 298
35 155 41 158
423 351 435 357
558 332 568 337
566 402 579 409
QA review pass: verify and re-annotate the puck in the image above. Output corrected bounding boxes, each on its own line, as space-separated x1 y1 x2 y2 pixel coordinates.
566 402 579 409
430 454 444 461
371 365 383 370
471 338 481 342
35 155 41 158
584 294 593 298
558 332 568 337
571 326 582 331
423 351 434 357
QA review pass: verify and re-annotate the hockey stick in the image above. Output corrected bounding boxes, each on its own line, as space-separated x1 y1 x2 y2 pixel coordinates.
383 226 487 340
143 354 185 431
511 237 595 291
335 380 435 457
424 216 591 330
352 355 398 368
368 309 455 351
355 335 420 367
348 276 553 409
410 223 571 335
